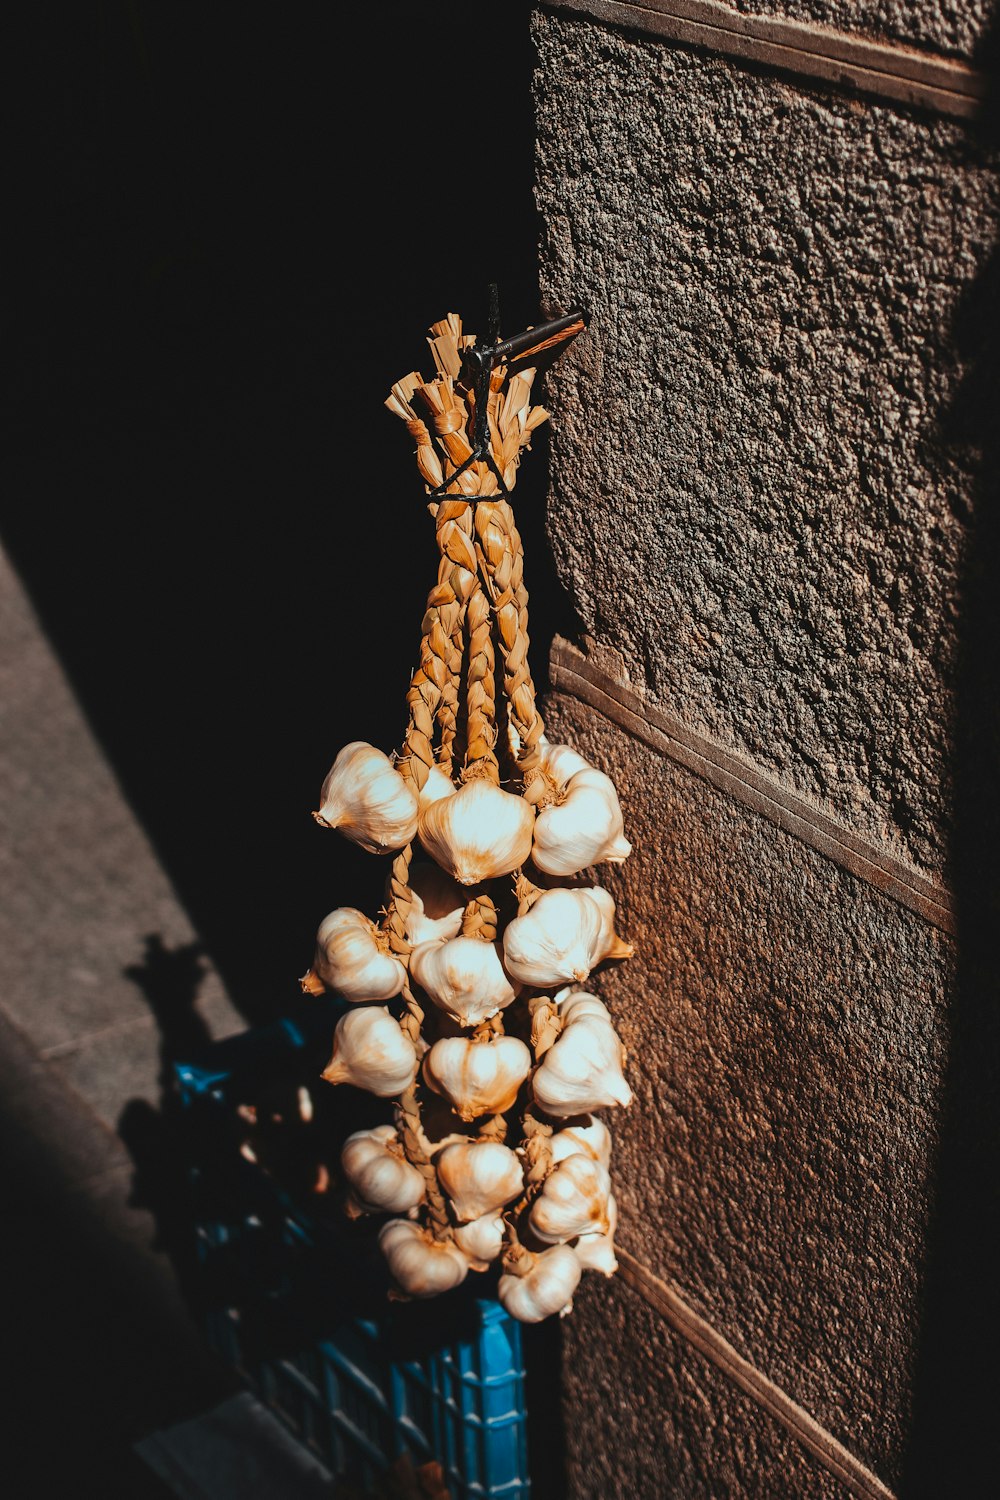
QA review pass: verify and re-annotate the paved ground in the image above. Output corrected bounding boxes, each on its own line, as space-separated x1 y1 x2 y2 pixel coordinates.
0 541 252 1495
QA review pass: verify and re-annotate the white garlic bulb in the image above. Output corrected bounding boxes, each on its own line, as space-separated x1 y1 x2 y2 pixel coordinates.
453 1212 505 1271
322 1007 419 1097
573 1192 619 1276
340 1125 425 1214
311 908 406 1002
502 886 630 988
410 936 520 1027
418 779 534 885
313 741 419 853
531 998 632 1117
435 1141 524 1223
550 1116 613 1171
418 764 456 812
423 1035 532 1121
528 1153 613 1244
498 1244 582 1323
531 744 632 876
378 1219 469 1297
404 863 466 946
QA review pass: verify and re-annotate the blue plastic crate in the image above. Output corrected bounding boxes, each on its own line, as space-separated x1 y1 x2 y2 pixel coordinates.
174 1001 530 1498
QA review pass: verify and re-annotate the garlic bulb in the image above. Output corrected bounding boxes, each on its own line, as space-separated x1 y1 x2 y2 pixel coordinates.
453 1212 505 1271
503 887 629 988
532 744 632 876
410 936 519 1027
378 1219 469 1297
322 1007 419 1097
498 1244 582 1323
550 1116 613 1171
573 1192 619 1276
404 862 466 946
531 998 632 1116
528 1153 613 1243
423 1035 532 1121
436 1141 524 1222
311 908 406 1002
418 764 456 811
418 779 534 885
341 1125 425 1214
313 741 419 853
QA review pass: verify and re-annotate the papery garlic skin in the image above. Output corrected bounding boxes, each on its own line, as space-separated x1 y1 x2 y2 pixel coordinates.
498 1244 582 1323
312 908 406 1002
453 1212 505 1271
531 998 632 1117
378 1219 469 1297
436 1141 524 1223
503 887 628 988
573 1192 619 1276
410 936 520 1027
531 743 632 876
322 1007 419 1097
341 1125 425 1214
585 887 634 962
404 862 466 946
550 1116 613 1171
528 1153 612 1244
423 1035 532 1121
314 742 419 853
418 779 534 885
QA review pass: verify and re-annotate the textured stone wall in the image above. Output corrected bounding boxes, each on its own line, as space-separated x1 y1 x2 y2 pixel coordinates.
530 5 999 1497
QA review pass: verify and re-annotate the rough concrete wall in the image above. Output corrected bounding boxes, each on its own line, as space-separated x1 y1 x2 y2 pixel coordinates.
530 6 998 1497
533 17 998 884
543 690 951 1491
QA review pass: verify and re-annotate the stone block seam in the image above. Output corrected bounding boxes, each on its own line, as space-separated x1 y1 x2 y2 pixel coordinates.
550 637 955 935
540 0 987 120
617 1251 896 1500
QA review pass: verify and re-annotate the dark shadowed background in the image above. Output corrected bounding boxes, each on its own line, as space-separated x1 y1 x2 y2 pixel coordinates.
1 7 574 1494
3 0 576 1027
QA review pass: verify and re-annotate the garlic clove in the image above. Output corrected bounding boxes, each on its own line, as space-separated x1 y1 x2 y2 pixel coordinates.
423 1035 532 1121
532 762 632 877
313 741 419 853
418 764 457 811
538 741 592 788
573 1192 619 1276
435 1140 524 1222
341 1125 426 1215
550 1116 613 1170
503 886 627 988
528 1153 613 1244
453 1212 505 1271
586 886 635 962
378 1219 469 1298
531 1006 632 1117
410 936 520 1027
404 862 466 947
555 988 613 1025
311 907 406 1003
322 1007 419 1097
418 779 534 885
498 1243 582 1323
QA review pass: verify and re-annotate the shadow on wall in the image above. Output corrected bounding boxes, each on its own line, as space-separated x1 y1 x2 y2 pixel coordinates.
900 35 1000 1499
1 3 579 1028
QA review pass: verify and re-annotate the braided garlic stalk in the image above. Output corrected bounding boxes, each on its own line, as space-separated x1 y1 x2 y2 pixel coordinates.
308 313 634 1316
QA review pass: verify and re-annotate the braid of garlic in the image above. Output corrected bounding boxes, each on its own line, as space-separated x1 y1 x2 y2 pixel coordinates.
462 580 499 782
473 499 545 781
